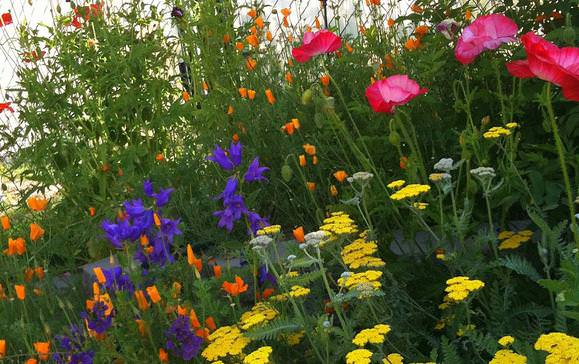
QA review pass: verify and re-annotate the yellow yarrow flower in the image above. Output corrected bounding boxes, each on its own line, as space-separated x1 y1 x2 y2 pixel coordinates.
338 270 383 291
286 331 305 346
320 212 358 235
202 325 251 361
353 324 391 346
498 230 532 250
257 224 281 236
390 184 430 201
483 126 511 139
412 202 428 210
534 332 579 364
383 353 404 364
489 349 527 364
387 180 406 189
442 276 484 305
498 335 515 347
341 238 385 270
505 122 519 129
346 349 373 364
239 302 278 330
243 346 273 364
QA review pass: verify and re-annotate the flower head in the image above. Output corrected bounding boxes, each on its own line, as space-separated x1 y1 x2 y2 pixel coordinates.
244 157 269 183
292 30 342 63
366 75 427 113
165 316 203 360
436 18 459 40
207 142 243 171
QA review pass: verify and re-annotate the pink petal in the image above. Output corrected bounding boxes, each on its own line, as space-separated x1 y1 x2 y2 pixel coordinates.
506 60 534 78
365 75 426 113
292 30 342 63
561 82 579 102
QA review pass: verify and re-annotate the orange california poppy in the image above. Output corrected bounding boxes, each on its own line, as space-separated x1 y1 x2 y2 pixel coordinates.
247 8 257 18
187 244 203 273
155 153 165 161
146 285 162 304
221 276 248 297
333 170 348 183
227 105 235 115
89 207 96 217
283 122 295 135
387 18 395 27
314 16 321 29
369 0 380 5
305 25 312 33
287 59 294 67
27 197 48 212
0 339 5 359
281 8 291 17
330 185 338 197
262 288 275 300
35 267 45 280
190 308 201 328
34 342 50 361
25 358 37 364
284 72 293 83
245 57 257 71
205 316 217 331
312 155 318 165
246 34 259 48
298 154 306 167
134 290 150 311
404 37 420 51
235 42 244 51
182 91 190 102
465 8 472 21
30 223 45 241
238 87 248 98
266 30 273 41
93 267 106 284
255 16 264 29
223 33 231 43
293 226 305 243
290 119 300 129
202 81 209 91
265 89 276 104
1 216 10 231
213 264 222 279
320 74 330 87
302 144 316 156
5 237 26 256
15 285 25 301
232 133 240 143
287 33 293 43
345 42 353 53
24 268 35 282
415 25 429 38
411 3 423 13
306 182 317 191
247 89 256 100
159 348 169 363
135 319 146 336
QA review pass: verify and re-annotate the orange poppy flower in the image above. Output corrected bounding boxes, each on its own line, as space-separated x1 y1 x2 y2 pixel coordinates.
368 0 380 5
415 25 429 38
411 3 423 13
89 207 96 217
227 105 234 115
282 122 295 135
202 81 209 91
307 182 317 191
265 89 276 104
387 18 395 27
182 91 190 102
93 267 106 284
135 319 146 336
213 264 222 279
333 170 348 183
239 87 248 98
1 215 10 231
232 133 239 143
312 155 319 165
27 197 48 212
283 17 289 28
404 37 420 51
25 358 37 364
235 41 244 50
302 144 316 156
159 348 169 363
281 8 291 17
247 89 256 100
298 154 306 167
262 288 275 299
399 156 409 169
247 8 257 18
190 309 202 329
255 16 264 28
314 16 321 29
34 342 50 361
24 268 35 282
0 339 5 359
290 119 300 129
35 267 45 280
293 226 305 243
223 33 231 43
345 42 353 53
205 316 217 331
320 74 330 86
187 244 203 272
15 285 25 301
266 30 273 41
284 72 293 83
245 57 257 71
155 153 165 162
134 290 150 311
465 8 472 21
29 223 45 241
246 34 259 48
146 285 161 304
305 25 312 33
330 185 338 197
222 276 248 296
5 237 26 256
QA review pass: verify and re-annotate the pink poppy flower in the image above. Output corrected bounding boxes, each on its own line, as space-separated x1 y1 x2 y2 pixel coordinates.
506 32 579 101
365 75 428 113
291 30 342 63
0 102 14 114
0 12 12 27
455 14 518 65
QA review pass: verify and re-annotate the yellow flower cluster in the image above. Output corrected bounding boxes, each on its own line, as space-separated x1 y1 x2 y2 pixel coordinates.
390 184 430 201
243 346 273 364
352 324 391 346
387 180 406 189
498 230 533 250
239 302 278 330
257 225 281 236
270 285 310 301
338 270 383 291
412 202 428 210
456 324 476 337
498 335 515 347
341 238 385 270
285 331 305 346
346 348 373 364
320 212 358 235
506 122 519 129
202 325 251 361
534 332 579 364
383 353 404 364
440 276 484 307
489 350 527 364
483 126 511 139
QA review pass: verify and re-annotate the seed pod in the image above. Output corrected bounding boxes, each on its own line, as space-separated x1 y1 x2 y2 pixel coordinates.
301 88 313 105
388 130 401 147
281 164 293 182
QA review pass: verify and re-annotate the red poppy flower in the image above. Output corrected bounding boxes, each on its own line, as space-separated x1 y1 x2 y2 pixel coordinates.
0 13 12 27
0 102 14 114
292 30 342 63
455 14 518 65
506 32 579 101
365 75 427 113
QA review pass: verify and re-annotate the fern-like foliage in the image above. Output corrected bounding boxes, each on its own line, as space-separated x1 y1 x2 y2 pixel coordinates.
441 337 463 364
245 318 301 341
282 271 322 286
498 255 542 281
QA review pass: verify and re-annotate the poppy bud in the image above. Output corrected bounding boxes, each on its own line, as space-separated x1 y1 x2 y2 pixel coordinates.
301 89 313 105
388 130 401 147
281 164 293 182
